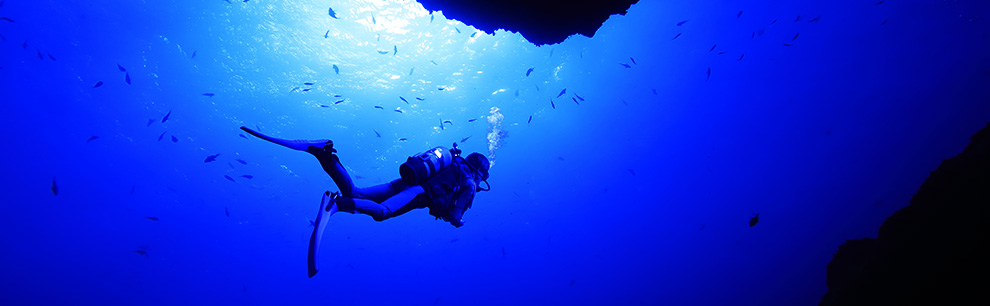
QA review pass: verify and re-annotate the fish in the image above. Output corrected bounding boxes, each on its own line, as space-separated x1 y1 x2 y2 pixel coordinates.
460 136 470 143
556 88 566 98
147 119 154 127
875 1 884 4
455 27 460 34
771 19 778 24
738 54 745 61
399 96 408 104
501 246 506 257
146 216 159 221
550 99 555 109
241 175 253 179
439 118 445 130
398 138 407 141
437 87 446 91
171 135 178 142
374 129 381 138
224 175 236 182
718 51 727 55
549 49 553 58
202 93 215 97
470 32 478 38
794 16 802 22
758 28 765 36
86 136 99 143
36 49 43 60
93 81 103 88
332 64 339 74
134 250 148 256
783 43 793 47
225 207 230 217
570 280 576 287
415 97 425 101
304 82 314 85
514 90 519 97
430 60 438 65
710 44 717 52
737 10 743 18
0 17 13 23
572 97 579 105
809 16 820 22
21 40 26 49
372 14 376 24
652 88 658 95
443 120 452 125
394 109 403 113
157 132 166 141
334 100 344 104
525 67 534 76
161 109 171 123
319 105 329 108
377 50 389 55
47 52 58 61
125 73 131 85
619 63 631 68
629 57 636 65
627 169 637 176
309 220 315 227
204 153 220 163
227 162 235 169
751 32 755 38
235 159 247 165
706 67 711 80
749 214 760 227
430 14 434 23
51 177 58 195
672 32 682 40
328 7 338 18
302 88 311 92
374 106 384 109
191 50 196 58
324 30 329 38
409 67 414 76
676 20 688 26
239 134 248 139
290 87 300 92
574 93 585 101
527 115 532 124
117 64 126 72
467 118 478 122
393 45 397 56
792 33 800 40
128 184 135 195
333 95 342 97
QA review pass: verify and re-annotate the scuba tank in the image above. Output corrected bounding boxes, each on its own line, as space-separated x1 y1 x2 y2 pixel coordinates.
399 144 459 184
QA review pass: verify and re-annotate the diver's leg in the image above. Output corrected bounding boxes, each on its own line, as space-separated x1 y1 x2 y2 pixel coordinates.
238 126 356 195
336 185 425 221
309 149 356 197
351 179 417 203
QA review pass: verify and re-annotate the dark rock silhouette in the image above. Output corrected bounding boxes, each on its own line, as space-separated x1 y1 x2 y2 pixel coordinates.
820 122 990 305
418 0 639 45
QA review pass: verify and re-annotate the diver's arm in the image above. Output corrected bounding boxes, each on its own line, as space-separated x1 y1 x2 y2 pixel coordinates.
446 179 477 227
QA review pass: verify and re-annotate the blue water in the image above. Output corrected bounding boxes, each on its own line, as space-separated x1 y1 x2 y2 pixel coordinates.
1 0 988 305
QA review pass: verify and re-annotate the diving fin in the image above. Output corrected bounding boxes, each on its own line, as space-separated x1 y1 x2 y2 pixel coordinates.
240 126 330 152
308 191 337 278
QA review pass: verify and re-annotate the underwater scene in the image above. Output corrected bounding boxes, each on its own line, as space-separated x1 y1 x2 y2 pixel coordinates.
1 0 988 305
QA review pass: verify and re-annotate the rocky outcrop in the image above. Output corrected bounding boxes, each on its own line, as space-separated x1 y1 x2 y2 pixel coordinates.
418 0 639 45
820 122 990 305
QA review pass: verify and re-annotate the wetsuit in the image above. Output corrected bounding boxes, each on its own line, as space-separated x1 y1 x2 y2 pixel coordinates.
309 145 474 227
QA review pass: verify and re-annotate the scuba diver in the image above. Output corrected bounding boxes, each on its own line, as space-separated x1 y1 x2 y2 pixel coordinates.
238 126 491 277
